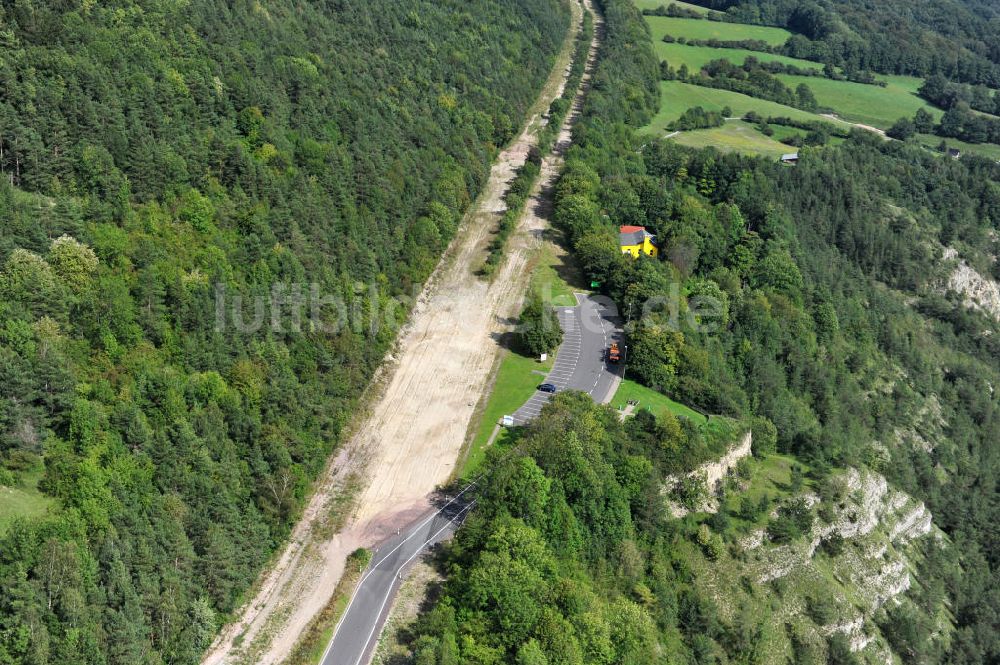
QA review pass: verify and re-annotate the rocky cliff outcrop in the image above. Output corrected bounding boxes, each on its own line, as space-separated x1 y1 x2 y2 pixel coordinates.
663 431 752 517
736 468 938 660
942 246 1000 321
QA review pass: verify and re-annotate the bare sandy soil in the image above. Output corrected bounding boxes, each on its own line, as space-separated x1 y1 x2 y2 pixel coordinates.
201 2 597 663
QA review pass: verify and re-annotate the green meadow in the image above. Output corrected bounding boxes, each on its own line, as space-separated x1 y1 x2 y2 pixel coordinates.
531 244 586 308
767 124 805 141
649 44 934 132
633 0 719 15
635 2 1000 158
641 8 935 133
460 350 554 477
879 74 924 94
0 469 53 533
775 73 940 129
672 121 796 157
643 81 847 133
916 134 1000 160
654 41 823 73
644 15 792 45
641 82 867 157
611 378 707 423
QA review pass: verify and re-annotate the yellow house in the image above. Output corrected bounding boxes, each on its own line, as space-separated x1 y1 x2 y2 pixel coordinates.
619 225 658 258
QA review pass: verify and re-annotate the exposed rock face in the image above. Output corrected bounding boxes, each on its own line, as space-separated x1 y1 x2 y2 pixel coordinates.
824 615 871 653
752 469 931 582
942 246 1000 320
744 468 935 655
663 431 752 516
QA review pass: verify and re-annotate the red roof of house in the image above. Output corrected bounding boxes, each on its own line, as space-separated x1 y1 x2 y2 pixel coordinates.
619 225 646 234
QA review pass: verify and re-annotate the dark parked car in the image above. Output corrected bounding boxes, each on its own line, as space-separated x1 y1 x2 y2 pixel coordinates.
538 383 557 393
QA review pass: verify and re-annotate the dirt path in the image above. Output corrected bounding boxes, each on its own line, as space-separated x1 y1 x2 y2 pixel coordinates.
201 2 598 664
819 112 888 137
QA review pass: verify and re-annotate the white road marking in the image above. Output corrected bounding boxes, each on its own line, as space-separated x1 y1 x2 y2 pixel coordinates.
516 296 623 424
347 500 477 665
323 486 479 665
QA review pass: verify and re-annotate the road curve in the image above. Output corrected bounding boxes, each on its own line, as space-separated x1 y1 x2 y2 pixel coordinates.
321 292 622 665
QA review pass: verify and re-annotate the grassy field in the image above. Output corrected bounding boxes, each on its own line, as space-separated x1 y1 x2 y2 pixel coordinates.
645 15 791 45
654 41 822 73
644 81 841 133
611 380 746 458
672 120 796 157
879 74 922 94
636 2 1000 158
460 351 554 477
719 454 803 528
0 468 53 533
916 134 1000 160
611 378 707 422
633 0 719 15
645 78 1000 158
531 243 585 307
767 124 804 141
640 12 936 132
775 73 939 129
647 45 933 132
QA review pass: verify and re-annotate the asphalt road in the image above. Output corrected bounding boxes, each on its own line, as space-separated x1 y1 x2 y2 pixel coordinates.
321 294 622 665
512 293 624 424
320 488 477 665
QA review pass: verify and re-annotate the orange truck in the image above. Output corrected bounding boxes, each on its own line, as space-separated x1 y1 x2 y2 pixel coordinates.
608 342 621 363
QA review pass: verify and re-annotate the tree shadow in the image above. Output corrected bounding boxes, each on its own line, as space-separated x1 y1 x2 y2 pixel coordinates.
490 329 519 347
540 227 590 293
531 181 556 218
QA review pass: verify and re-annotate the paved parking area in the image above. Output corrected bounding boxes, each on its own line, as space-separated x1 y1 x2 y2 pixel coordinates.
511 294 622 425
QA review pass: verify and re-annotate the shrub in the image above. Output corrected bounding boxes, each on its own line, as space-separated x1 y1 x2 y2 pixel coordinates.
668 106 727 131
708 507 730 532
821 532 845 555
672 473 708 510
515 294 564 357
0 468 16 486
887 116 916 140
767 498 813 543
696 525 725 560
806 593 839 625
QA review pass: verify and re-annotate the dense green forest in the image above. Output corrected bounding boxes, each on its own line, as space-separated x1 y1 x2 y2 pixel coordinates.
0 0 571 662
404 394 754 664
403 0 1000 662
